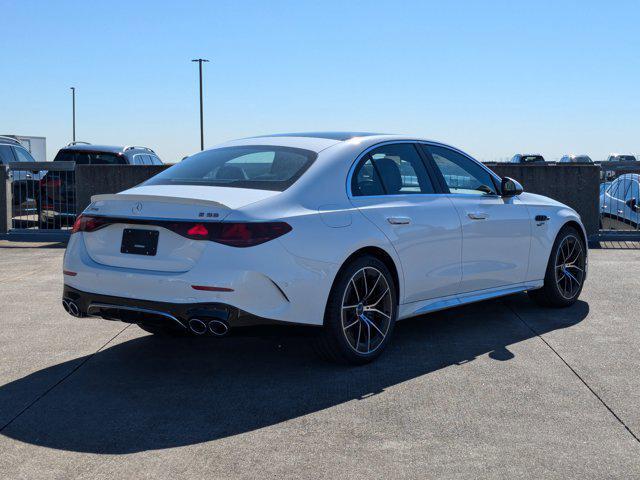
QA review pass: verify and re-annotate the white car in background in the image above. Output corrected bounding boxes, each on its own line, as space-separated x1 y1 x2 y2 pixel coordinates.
600 174 640 230
62 132 588 364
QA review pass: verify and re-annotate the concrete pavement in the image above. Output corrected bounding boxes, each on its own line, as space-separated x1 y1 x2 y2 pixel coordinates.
0 242 639 479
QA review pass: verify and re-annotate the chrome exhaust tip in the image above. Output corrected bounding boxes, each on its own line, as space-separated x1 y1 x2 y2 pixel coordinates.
208 319 230 337
188 318 208 335
63 299 81 317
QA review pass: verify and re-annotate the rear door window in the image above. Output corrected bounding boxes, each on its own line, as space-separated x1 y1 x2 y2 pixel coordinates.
0 145 16 164
352 143 435 196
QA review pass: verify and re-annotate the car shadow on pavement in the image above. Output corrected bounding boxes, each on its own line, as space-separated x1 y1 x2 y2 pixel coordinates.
0 294 589 454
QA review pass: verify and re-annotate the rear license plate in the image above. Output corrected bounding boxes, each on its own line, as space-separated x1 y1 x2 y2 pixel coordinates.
121 229 159 256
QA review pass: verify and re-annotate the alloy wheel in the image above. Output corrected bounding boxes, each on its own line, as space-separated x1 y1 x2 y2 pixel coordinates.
554 234 585 300
341 266 393 354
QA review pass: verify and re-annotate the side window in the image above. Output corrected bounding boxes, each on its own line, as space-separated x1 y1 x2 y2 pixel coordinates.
353 158 385 196
352 143 434 196
150 155 163 165
12 147 36 162
427 145 496 195
132 154 144 165
608 179 623 200
624 180 638 201
0 145 16 164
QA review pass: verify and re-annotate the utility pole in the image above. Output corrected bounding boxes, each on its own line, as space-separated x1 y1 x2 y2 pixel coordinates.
70 87 76 142
191 58 209 150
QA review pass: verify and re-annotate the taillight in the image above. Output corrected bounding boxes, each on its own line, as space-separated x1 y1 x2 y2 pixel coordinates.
186 223 209 238
213 222 292 247
71 215 109 234
174 221 292 247
71 216 291 246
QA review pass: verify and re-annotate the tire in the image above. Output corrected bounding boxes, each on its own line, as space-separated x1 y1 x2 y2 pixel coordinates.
314 255 398 365
137 323 188 337
528 225 586 308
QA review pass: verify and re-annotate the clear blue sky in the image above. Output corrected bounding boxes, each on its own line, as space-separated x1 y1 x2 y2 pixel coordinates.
1 0 639 162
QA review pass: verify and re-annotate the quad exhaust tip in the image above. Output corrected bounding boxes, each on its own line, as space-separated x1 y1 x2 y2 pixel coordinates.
188 318 208 335
188 317 230 337
208 319 230 337
62 298 81 317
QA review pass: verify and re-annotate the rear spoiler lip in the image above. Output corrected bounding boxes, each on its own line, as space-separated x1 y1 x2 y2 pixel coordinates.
90 193 230 209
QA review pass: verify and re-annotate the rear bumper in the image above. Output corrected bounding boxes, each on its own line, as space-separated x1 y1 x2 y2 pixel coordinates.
62 285 302 331
63 232 337 326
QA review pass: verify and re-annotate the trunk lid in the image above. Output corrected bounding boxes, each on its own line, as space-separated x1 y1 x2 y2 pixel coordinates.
82 185 279 272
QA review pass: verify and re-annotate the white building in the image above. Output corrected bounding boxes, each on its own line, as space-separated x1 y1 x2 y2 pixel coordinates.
1 135 46 161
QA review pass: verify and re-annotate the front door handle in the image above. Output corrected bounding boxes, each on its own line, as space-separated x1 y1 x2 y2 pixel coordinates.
467 212 488 220
387 216 411 225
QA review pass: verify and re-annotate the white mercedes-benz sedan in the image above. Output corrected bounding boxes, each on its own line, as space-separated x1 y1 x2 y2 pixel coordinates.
62 132 588 364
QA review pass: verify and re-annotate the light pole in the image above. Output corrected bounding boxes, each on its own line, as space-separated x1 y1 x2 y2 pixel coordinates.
70 87 76 142
191 58 209 150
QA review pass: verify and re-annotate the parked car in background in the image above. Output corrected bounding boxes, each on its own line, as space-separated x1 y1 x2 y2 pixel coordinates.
559 154 593 164
510 154 545 164
606 154 637 162
62 132 587 365
600 173 640 230
0 136 44 223
39 143 163 226
1 134 46 162
52 143 163 165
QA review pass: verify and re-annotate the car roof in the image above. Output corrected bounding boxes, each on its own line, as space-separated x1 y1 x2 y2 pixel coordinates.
219 132 458 154
616 173 640 181
0 136 27 147
62 145 126 153
249 131 385 141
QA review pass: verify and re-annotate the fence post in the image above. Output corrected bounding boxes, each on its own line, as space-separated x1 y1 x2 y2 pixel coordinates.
0 166 10 234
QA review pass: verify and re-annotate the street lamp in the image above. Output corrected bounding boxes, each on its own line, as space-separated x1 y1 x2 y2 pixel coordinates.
191 58 209 151
70 87 76 142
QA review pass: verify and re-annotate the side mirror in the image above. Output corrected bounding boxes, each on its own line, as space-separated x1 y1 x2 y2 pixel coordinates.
501 177 523 197
626 198 638 211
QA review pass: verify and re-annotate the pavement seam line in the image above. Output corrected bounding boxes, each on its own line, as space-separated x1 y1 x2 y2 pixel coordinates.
505 302 640 445
0 324 131 433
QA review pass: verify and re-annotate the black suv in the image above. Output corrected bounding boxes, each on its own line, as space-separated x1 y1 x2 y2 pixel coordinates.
40 143 163 226
52 142 163 165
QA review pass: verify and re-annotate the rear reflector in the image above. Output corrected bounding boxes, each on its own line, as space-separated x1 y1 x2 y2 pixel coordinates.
63 270 78 276
70 215 292 247
191 285 234 292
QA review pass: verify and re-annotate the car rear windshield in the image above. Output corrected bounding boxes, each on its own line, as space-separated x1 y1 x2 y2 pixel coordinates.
618 155 637 162
53 149 126 165
144 145 317 191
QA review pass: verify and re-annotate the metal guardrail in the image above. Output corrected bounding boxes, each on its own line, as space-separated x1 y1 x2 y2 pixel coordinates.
8 161 76 235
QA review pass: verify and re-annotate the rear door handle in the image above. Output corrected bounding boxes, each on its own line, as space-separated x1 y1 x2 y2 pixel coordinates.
387 216 411 225
467 212 488 220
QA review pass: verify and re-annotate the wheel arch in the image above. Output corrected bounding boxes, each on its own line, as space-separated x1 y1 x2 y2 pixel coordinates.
332 246 401 305
560 219 588 249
